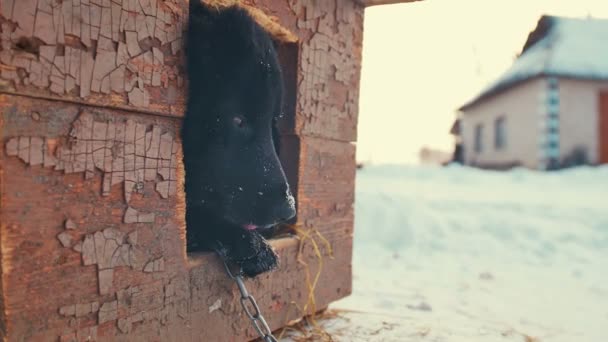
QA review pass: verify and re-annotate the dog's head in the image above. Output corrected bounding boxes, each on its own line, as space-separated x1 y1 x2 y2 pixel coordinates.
183 4 296 233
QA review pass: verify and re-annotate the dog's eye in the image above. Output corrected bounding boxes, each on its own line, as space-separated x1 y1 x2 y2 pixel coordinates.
232 116 245 128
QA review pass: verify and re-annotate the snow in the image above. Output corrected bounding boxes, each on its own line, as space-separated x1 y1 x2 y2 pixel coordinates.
547 17 608 79
291 165 608 341
462 16 608 109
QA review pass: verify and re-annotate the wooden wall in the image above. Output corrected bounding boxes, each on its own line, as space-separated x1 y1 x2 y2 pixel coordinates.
0 0 362 340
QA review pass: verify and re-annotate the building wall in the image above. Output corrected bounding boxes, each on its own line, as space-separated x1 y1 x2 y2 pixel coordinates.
460 78 545 169
558 78 608 164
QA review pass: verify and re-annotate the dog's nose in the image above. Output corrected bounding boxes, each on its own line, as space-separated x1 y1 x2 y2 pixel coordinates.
274 202 296 223
273 188 296 223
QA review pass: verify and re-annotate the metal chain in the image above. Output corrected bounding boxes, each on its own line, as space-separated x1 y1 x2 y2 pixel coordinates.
220 256 279 342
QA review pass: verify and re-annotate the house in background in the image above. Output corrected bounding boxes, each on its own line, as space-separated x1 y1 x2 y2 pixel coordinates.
418 146 452 165
449 118 463 164
456 15 608 170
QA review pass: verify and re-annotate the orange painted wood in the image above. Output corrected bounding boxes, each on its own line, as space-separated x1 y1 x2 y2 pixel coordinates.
599 92 608 164
0 0 364 341
0 96 354 341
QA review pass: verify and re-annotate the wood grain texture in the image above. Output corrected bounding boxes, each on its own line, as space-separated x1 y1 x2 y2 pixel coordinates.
0 0 365 340
243 0 363 142
0 101 350 339
291 0 363 142
0 0 186 117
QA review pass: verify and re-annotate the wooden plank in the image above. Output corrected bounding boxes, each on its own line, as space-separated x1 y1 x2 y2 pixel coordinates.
355 0 422 6
0 99 353 342
0 1 363 340
600 92 608 164
296 136 356 239
243 0 363 142
11 0 37 37
186 236 351 341
0 97 186 341
0 0 187 117
278 0 363 142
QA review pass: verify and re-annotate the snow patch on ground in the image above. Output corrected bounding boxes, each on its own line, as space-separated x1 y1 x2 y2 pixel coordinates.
319 165 608 341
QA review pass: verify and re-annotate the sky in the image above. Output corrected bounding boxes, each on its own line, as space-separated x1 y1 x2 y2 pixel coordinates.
356 0 608 165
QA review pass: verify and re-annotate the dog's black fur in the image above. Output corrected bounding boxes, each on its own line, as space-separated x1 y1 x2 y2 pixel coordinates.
182 2 296 277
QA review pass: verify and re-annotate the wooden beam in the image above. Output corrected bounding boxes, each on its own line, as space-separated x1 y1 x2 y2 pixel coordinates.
0 94 352 342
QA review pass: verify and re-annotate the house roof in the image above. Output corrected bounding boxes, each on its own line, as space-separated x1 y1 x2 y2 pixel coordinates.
449 119 460 135
460 15 608 111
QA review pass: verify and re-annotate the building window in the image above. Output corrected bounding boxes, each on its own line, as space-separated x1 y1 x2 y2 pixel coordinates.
494 117 506 150
474 124 483 153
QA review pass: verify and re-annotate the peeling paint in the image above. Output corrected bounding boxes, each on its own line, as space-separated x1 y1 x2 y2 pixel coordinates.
0 0 185 112
124 207 156 224
62 227 140 295
65 219 77 230
288 0 363 141
98 300 118 324
0 1 361 341
57 231 73 247
59 300 99 318
143 257 164 273
4 112 179 203
208 298 221 313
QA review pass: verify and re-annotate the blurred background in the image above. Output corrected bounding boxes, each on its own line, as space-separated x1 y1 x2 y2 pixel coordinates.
324 1 608 341
356 0 608 167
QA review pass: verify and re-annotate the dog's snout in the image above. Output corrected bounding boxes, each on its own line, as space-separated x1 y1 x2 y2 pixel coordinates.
274 189 296 222
273 202 296 224
266 182 295 223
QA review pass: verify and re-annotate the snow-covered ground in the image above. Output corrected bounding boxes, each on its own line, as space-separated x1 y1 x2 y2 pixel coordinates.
307 165 608 341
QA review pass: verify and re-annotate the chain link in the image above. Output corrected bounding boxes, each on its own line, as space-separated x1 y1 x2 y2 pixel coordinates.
221 256 279 342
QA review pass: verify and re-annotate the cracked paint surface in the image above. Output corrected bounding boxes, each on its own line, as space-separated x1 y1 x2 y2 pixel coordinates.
67 227 141 294
5 111 179 202
3 106 185 339
113 275 190 334
0 0 185 115
288 0 363 142
59 300 100 318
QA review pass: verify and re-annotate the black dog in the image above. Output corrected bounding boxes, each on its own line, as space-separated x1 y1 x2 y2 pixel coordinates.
182 2 296 277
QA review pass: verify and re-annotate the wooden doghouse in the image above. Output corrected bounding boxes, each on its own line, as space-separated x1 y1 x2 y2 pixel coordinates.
0 0 416 340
